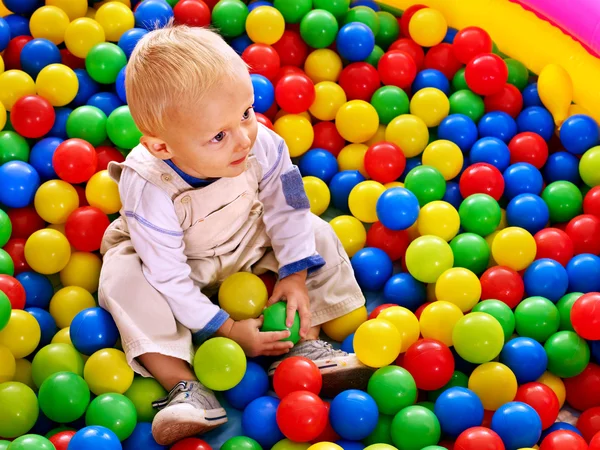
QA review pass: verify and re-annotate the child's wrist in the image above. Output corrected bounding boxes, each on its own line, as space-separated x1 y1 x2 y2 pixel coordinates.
216 317 234 338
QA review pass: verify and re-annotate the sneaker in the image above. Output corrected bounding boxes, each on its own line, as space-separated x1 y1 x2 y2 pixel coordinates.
268 340 375 397
151 381 227 445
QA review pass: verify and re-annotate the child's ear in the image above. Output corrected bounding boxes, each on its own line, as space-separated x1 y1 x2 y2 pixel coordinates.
141 135 173 160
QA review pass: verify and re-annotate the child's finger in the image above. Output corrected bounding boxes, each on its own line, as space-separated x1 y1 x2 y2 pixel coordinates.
262 340 294 352
259 329 291 343
266 285 282 307
286 299 297 328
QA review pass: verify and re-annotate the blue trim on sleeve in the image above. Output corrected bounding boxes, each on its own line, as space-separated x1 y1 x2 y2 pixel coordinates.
281 166 310 210
164 159 218 188
125 211 184 237
279 255 326 279
191 309 230 345
262 140 284 181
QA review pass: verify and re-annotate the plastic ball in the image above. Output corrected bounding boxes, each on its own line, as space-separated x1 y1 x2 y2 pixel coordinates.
523 259 568 303
30 6 69 45
506 193 549 235
273 356 321 400
514 296 559 343
193 337 246 391
403 338 454 390
117 28 148 59
514 382 559 430
336 22 375 62
33 180 78 225
491 402 542 449
465 53 508 96
460 162 504 201
20 38 62 79
410 88 449 128
300 9 339 48
221 436 262 450
452 26 492 64
503 162 544 201
382 273 426 312
537 372 566 408
86 170 122 214
499 337 548 385
438 114 478 152
303 176 331 215
262 301 301 344
273 114 313 157
242 396 284 448
375 187 419 231
453 312 504 364
566 253 600 293
106 105 142 150
335 100 378 144
371 86 409 125
378 50 417 90
69 307 118 356
308 81 346 121
490 227 536 271
304 49 342 83
404 165 446 206
347 180 384 223
419 301 463 347
123 377 167 423
330 390 378 441
364 142 406 183
0 381 39 438
0 161 40 208
544 331 590 378
517 105 555 141
453 427 504 450
385 114 429 158
329 215 366 257
422 140 463 181
0 309 40 359
468 362 517 411
121 422 165 450
405 235 454 283
390 405 441 450
417 200 460 241
484 83 524 119
34 64 77 108
64 18 105 60
449 89 485 122
570 292 600 340
457 194 500 237
408 8 446 47
377 306 420 353
353 318 401 367
85 393 137 441
68 426 122 450
367 366 417 416
38 371 90 423
65 207 110 252
0 275 25 309
0 343 15 382
31 343 84 388
351 247 393 291
540 430 588 450
470 137 511 173
560 114 599 155
84 348 134 395
276 391 327 442
217 272 267 321
509 132 548 169
479 111 518 143
434 387 484 437
542 181 583 223
85 43 126 84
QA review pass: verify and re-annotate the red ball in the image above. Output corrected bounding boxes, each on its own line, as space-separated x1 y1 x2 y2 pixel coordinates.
459 163 504 200
485 84 524 119
3 238 30 276
577 406 600 442
310 401 340 444
414 301 432 320
378 50 418 90
452 26 493 65
592 432 600 450
95 146 125 172
566 214 600 256
481 409 495 429
564 363 600 412
257 271 276 297
534 228 574 267
423 43 463 80
539 430 588 450
276 390 328 442
514 382 560 430
584 186 600 218
389 38 425 69
403 339 454 390
53 138 98 184
171 438 212 450
7 207 46 240
49 431 76 450
455 427 505 450
272 65 304 86
399 4 426 37
0 274 26 309
64 206 110 252
275 73 315 113
508 132 548 169
273 356 322 398
255 113 274 130
480 266 524 308
173 0 211 27
272 30 308 67
366 221 410 261
60 48 86 70
368 303 397 320
312 121 346 157
338 62 381 102
10 95 55 139
73 185 89 207
571 293 600 340
465 54 508 96
4 36 33 70
242 43 281 81
364 141 406 183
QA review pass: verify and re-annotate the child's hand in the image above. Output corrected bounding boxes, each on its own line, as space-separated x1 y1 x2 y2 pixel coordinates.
218 317 293 357
266 270 311 339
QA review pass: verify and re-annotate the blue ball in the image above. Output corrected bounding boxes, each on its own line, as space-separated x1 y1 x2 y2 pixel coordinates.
248 1 273 11
499 337 548 384
335 441 365 450
70 307 120 356
437 114 478 151
49 108 72 140
329 170 366 213
230 33 253 55
0 161 40 208
241 396 284 449
20 38 61 78
544 151 581 184
442 181 463 209
224 361 269 410
25 307 57 349
4 14 31 38
400 155 422 181
3 0 41 15
0 17 9 52
506 193 549 235
68 426 122 450
383 273 426 311
135 0 174 30
478 111 517 143
123 423 166 450
591 339 600 364
522 83 542 108
443 27 458 44
351 247 393 291
72 69 100 107
540 422 583 442
115 66 127 103
118 28 149 59
469 137 511 172
516 106 554 141
250 74 274 114
350 0 380 10
491 402 542 450
434 387 484 437
567 254 600 293
29 137 62 180
330 390 378 441
299 149 339 184
560 114 600 155
412 69 450 95
341 332 355 353
502 162 543 200
87 92 124 117
16 272 54 309
376 187 419 230
336 22 375 62
523 258 568 303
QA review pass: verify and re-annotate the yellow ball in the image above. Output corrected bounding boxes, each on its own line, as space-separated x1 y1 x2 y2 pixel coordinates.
385 114 429 157
49 286 96 329
354 319 402 368
51 327 72 345
95 1 135 42
0 102 5 131
60 252 102 293
491 227 536 271
453 312 504 364
426 282 437 302
30 6 70 45
435 268 482 312
303 176 330 216
36 64 79 107
0 0 10 16
336 100 379 143
246 6 285 45
47 223 67 237
417 200 460 241
95 0 131 7
0 70 36 111
274 109 311 123
24 229 71 275
338 143 368 177
410 88 450 127
537 371 566 408
468 362 517 411
0 344 16 382
218 272 268 321
304 49 343 83
65 18 106 59
0 310 41 359
309 81 347 121
46 0 88 20
385 181 404 189
349 180 386 223
0 54 4 74
273 440 311 450
329 215 366 257
274 114 314 157
377 306 420 353
422 140 463 180
86 170 122 214
409 8 447 47
12 358 34 389
84 348 134 395
307 444 343 450
86 7 96 18
405 235 454 283
322 306 367 342
365 124 387 147
34 180 79 224
419 301 463 347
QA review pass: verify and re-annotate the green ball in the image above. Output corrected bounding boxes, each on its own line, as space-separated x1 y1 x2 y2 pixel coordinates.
66 106 108 147
404 165 446 206
222 436 263 450
449 89 485 122
0 249 14 276
313 0 349 21
0 131 29 165
273 0 312 24
0 291 11 331
124 376 168 422
375 11 399 49
556 292 583 332
580 146 600 187
544 331 590 378
472 300 515 342
0 382 39 439
86 43 127 84
5 435 54 450
39 372 90 423
0 209 11 248
261 301 300 344
449 233 490 275
345 6 380 35
422 447 446 450
451 69 469 92
367 366 417 415
0 441 8 450
542 181 583 223
365 45 385 68
300 9 339 49
371 86 409 125
364 414 394 446
165 0 179 6
505 59 529 90
85 393 138 441
391 405 441 450
427 371 469 402
107 106 143 150
514 296 560 343
212 0 249 38
31 343 84 388
194 337 247 391
271 439 310 450
459 194 501 236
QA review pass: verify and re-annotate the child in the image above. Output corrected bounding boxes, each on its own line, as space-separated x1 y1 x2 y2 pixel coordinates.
99 24 370 446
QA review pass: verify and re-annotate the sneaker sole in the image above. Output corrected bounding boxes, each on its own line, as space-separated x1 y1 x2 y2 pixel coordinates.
152 406 228 446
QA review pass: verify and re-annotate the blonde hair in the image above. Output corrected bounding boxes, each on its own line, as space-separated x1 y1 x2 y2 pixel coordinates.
126 23 245 136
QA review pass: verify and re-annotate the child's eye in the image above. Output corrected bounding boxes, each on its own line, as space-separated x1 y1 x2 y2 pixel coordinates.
242 107 253 121
211 132 226 143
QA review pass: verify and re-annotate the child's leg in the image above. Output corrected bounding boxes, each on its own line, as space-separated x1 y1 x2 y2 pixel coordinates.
137 354 197 391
